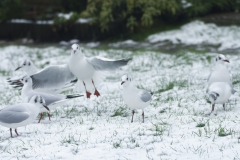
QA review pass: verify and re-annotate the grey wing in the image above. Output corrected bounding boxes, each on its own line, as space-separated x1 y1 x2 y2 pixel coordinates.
139 90 152 102
40 94 63 106
31 64 75 90
86 57 131 71
0 105 29 123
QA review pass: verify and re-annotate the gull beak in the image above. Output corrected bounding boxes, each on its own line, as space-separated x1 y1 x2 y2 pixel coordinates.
15 66 22 71
43 105 50 111
224 59 229 63
121 81 125 85
74 50 76 54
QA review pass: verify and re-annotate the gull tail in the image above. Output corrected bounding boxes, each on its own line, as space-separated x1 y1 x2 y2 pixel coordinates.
66 94 84 99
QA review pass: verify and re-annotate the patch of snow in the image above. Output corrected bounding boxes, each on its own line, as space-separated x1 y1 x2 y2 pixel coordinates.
147 20 240 51
86 42 100 48
77 18 91 24
36 20 54 25
57 12 73 20
109 40 138 47
22 38 34 44
9 19 33 24
69 39 79 44
0 46 240 159
59 41 70 46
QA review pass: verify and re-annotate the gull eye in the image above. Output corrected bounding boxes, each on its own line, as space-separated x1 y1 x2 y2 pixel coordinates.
25 80 28 83
34 98 37 103
77 47 78 49
126 78 128 80
23 63 26 65
219 57 221 60
28 62 31 66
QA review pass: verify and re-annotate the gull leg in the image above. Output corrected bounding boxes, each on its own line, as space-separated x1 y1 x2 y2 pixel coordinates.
83 81 91 98
10 128 13 138
206 104 215 116
142 110 144 123
38 113 43 123
92 79 100 97
15 129 19 136
131 110 135 123
223 104 225 111
47 113 51 121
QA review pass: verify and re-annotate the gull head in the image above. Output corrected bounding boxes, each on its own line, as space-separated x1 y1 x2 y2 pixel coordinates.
208 92 219 104
121 75 131 86
215 54 229 64
19 76 32 85
29 95 49 111
15 59 33 71
71 44 82 55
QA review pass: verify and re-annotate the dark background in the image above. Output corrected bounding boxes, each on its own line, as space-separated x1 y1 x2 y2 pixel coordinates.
0 0 240 42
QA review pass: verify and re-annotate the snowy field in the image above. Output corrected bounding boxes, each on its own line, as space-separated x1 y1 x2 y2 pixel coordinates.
0 45 240 160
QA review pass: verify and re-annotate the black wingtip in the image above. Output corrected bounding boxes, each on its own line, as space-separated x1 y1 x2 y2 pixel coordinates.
70 78 78 84
66 94 84 99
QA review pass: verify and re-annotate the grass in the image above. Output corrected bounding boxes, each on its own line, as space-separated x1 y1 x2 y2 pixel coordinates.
0 45 240 159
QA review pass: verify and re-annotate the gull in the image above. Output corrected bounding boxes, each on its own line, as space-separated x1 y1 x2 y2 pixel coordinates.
69 44 131 98
206 82 235 116
121 75 153 123
8 59 78 93
0 95 49 138
20 76 83 123
15 59 38 75
207 54 232 87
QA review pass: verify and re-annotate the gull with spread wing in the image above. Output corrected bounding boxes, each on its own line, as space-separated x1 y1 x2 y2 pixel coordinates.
20 76 83 123
121 75 153 123
0 95 49 138
69 44 131 98
7 59 77 93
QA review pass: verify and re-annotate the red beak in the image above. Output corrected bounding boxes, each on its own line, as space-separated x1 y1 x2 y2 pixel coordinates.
15 67 21 71
224 59 229 63
74 50 76 54
121 81 125 85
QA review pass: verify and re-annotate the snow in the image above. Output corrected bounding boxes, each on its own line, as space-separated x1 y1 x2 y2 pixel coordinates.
77 18 92 24
9 19 33 24
109 40 139 47
147 20 240 51
58 12 73 20
0 45 240 159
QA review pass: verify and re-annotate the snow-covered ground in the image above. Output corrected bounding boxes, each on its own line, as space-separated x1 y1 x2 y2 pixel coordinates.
0 45 240 160
109 21 240 53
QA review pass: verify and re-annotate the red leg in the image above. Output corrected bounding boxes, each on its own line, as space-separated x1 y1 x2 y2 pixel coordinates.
131 110 135 123
10 128 13 138
92 79 100 97
15 129 19 136
38 113 43 123
47 113 51 121
83 81 91 98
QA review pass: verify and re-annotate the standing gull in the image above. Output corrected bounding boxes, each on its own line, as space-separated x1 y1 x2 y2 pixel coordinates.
207 54 232 87
20 76 83 123
206 82 235 116
121 75 153 123
7 59 77 93
69 44 131 98
0 95 49 138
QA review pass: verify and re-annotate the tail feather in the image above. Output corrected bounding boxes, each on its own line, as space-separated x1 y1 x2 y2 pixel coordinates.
66 94 83 99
